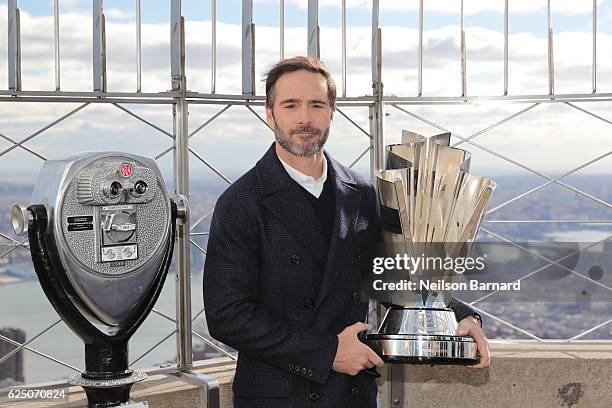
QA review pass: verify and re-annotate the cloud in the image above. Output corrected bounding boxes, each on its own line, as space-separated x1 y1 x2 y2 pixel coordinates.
0 5 611 180
104 8 135 21
255 0 604 15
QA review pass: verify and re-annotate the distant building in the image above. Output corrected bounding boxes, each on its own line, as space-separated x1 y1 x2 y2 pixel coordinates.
193 340 230 361
0 327 25 383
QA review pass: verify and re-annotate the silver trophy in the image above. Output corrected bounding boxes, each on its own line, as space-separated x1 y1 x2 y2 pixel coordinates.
365 131 496 364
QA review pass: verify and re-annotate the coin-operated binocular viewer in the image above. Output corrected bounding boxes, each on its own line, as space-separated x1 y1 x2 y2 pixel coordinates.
12 152 188 408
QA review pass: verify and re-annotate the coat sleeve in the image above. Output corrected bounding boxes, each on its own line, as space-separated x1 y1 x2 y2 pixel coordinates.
448 298 482 326
203 191 339 385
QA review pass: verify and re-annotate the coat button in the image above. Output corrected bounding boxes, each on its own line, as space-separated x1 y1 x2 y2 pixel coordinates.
356 248 363 258
290 254 302 264
351 387 359 396
304 298 315 309
309 392 320 401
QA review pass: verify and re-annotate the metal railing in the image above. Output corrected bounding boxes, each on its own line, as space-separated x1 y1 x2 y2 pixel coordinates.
0 0 610 394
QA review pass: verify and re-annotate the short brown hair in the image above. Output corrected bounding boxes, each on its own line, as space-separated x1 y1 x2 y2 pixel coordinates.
263 56 336 110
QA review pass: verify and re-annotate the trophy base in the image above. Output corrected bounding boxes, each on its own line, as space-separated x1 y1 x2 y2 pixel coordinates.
365 333 479 365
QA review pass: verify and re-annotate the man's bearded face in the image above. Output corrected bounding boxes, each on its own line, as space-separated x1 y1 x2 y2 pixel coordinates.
273 120 330 157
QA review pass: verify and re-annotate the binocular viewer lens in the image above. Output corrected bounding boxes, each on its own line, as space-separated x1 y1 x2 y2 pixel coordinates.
133 180 148 195
108 181 123 197
102 180 149 199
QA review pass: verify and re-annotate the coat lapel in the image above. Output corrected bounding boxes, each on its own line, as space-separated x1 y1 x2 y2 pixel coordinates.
315 156 361 306
258 144 328 267
263 186 329 267
256 143 363 303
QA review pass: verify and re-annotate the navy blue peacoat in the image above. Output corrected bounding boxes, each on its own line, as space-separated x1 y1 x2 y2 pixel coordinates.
203 143 478 408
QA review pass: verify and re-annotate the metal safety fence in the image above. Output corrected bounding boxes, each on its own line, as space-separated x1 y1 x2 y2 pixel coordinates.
0 0 610 391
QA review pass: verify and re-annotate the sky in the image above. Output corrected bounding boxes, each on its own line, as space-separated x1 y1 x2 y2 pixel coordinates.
1 2 610 379
0 0 610 186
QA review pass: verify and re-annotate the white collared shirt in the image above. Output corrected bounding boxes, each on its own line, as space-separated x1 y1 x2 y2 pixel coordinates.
278 156 328 198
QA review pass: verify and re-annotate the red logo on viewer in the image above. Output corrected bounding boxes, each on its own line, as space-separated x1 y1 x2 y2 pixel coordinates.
120 163 133 177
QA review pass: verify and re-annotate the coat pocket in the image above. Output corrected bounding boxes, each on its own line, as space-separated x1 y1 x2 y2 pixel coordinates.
232 355 291 398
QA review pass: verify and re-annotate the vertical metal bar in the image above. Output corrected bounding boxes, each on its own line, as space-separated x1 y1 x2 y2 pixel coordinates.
15 8 21 91
93 0 105 92
375 31 382 89
54 0 60 90
368 107 377 183
373 13 392 406
307 0 319 58
370 1 389 399
504 0 508 95
592 0 597 93
171 0 182 91
171 0 192 372
368 35 384 191
418 0 423 96
280 0 284 60
371 0 379 84
174 98 193 372
242 0 254 94
251 24 256 91
179 372 220 408
460 0 466 97
368 98 384 399
342 0 346 97
371 0 383 174
7 0 16 90
8 0 21 91
375 31 383 173
211 0 216 93
390 365 405 407
102 13 107 92
136 0 142 92
547 0 554 95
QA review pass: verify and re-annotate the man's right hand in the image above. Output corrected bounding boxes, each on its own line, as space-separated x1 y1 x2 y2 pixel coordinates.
332 322 385 376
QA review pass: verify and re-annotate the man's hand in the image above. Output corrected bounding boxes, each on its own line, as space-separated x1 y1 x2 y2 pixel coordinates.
332 322 385 376
456 316 490 369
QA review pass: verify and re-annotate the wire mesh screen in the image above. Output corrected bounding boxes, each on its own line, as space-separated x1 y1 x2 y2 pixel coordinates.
0 0 610 386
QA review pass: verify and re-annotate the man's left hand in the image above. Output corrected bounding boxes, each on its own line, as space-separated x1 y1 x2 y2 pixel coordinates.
456 316 490 369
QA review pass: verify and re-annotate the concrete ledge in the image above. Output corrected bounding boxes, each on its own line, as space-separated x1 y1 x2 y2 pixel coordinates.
0 357 237 408
3 344 611 407
378 342 612 408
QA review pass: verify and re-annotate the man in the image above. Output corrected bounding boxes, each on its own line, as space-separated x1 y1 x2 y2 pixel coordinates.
203 56 489 408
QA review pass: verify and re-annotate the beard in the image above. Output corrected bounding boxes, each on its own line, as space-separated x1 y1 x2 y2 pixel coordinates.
274 123 330 157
